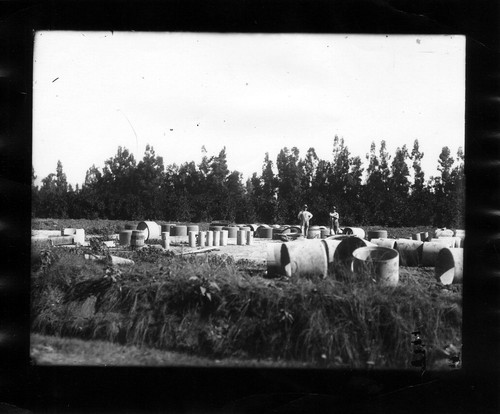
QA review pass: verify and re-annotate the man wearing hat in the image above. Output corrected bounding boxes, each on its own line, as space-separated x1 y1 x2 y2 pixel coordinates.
298 204 313 237
329 206 340 235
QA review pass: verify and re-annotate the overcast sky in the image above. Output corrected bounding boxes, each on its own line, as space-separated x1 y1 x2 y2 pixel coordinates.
33 32 465 188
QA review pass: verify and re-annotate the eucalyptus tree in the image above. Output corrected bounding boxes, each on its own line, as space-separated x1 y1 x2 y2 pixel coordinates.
387 145 411 225
276 147 303 224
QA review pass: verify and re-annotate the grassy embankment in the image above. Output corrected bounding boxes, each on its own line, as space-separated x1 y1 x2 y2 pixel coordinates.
30 230 461 368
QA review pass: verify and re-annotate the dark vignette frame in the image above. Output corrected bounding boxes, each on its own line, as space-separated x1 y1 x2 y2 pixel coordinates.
0 1 498 413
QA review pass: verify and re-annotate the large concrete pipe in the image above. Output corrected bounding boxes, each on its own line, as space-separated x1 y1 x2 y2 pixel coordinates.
32 230 62 237
213 230 221 246
412 233 422 241
343 227 366 239
333 237 376 264
281 240 328 278
258 226 273 239
321 228 331 239
131 230 145 247
454 230 465 247
63 228 77 236
220 230 228 246
209 225 224 232
435 228 454 238
394 239 424 267
420 232 429 242
321 238 344 271
245 224 259 232
198 231 206 247
189 231 197 248
370 238 397 249
246 231 254 246
161 232 170 249
119 230 133 246
187 225 199 234
307 226 321 239
237 230 246 245
74 229 85 245
431 237 460 249
49 235 74 246
137 221 161 241
223 226 238 239
422 241 448 267
206 231 214 247
172 225 187 237
266 243 285 276
367 230 388 240
352 246 399 286
162 224 175 233
435 247 463 285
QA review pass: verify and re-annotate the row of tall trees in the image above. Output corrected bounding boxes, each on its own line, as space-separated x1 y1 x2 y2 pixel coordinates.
32 138 465 227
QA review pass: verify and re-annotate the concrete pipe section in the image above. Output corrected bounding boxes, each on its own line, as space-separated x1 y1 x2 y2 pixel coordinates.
421 241 449 267
198 231 206 247
74 229 85 244
332 236 375 264
321 238 344 270
266 243 285 276
223 226 238 239
307 226 321 239
172 225 187 237
370 238 397 249
352 246 399 286
343 227 366 239
257 226 273 239
161 232 170 249
131 230 145 247
246 231 254 246
220 230 229 246
206 231 214 247
435 247 463 285
394 239 424 267
137 221 161 241
367 230 388 240
119 230 133 246
213 230 221 246
236 230 246 245
189 231 197 248
412 233 422 241
281 239 328 278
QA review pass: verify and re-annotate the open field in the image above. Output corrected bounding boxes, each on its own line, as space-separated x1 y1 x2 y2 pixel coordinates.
31 219 462 369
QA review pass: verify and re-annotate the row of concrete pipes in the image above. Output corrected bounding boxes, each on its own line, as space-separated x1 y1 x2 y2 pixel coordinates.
267 229 465 287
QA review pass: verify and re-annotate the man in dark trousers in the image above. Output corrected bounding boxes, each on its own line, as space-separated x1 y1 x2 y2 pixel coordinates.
329 206 340 235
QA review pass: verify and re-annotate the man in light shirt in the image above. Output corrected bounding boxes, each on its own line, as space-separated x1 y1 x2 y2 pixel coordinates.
298 204 313 237
329 206 340 235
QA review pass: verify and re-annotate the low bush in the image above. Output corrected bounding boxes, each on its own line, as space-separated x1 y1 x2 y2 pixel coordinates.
31 244 461 369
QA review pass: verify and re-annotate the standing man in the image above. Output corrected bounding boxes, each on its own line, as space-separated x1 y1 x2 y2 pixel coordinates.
298 204 313 237
329 206 340 235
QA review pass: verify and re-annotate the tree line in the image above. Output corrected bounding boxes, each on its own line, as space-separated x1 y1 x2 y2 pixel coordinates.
31 137 465 228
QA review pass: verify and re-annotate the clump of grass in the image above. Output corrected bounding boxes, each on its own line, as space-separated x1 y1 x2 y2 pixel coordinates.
31 247 462 369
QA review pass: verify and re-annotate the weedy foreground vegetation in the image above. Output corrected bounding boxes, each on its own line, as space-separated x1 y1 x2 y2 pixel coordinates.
31 229 462 369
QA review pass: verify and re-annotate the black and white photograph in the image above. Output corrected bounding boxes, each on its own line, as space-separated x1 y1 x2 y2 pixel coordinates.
30 32 466 370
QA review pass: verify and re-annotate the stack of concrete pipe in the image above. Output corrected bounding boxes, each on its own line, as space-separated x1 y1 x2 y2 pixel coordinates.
186 230 230 248
267 236 379 280
266 226 464 286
